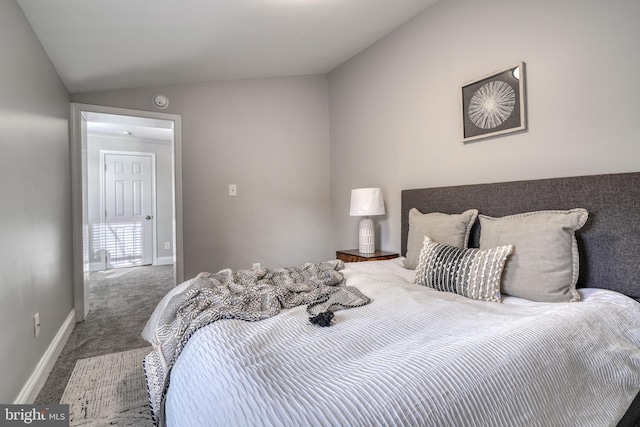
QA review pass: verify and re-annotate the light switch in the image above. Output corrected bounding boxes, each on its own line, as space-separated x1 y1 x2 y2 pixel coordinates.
229 184 237 197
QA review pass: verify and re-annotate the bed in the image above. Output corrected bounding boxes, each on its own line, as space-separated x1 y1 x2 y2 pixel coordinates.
143 172 640 427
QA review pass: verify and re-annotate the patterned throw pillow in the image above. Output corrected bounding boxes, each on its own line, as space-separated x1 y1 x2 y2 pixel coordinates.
415 236 513 302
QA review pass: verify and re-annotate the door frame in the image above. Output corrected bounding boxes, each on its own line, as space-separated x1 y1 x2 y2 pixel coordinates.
100 150 157 270
70 103 184 322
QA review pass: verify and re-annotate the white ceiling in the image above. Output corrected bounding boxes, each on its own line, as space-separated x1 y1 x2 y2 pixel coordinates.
84 112 174 143
17 0 439 94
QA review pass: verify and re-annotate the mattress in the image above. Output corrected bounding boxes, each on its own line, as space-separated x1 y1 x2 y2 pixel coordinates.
144 258 640 427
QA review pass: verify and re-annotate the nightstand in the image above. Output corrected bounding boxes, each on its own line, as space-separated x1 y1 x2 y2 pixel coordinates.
336 249 399 263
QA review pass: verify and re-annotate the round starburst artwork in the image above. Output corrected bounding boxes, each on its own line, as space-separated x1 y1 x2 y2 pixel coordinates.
468 81 515 129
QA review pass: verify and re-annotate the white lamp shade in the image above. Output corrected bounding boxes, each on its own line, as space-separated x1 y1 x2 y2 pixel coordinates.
350 188 385 216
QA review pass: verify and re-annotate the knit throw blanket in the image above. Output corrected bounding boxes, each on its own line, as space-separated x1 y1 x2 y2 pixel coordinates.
143 260 370 426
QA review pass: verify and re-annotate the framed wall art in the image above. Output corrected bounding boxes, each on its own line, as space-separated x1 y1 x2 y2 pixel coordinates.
461 62 526 143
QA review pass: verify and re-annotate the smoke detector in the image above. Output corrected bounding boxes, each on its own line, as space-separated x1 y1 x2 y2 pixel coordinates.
152 94 169 109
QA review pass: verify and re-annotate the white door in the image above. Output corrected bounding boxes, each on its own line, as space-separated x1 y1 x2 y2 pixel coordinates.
103 153 154 268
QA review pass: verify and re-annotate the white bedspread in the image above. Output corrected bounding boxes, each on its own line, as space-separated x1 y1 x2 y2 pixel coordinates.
147 258 640 427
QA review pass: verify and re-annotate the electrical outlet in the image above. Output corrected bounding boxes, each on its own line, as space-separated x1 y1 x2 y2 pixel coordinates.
229 184 237 197
34 313 40 338
253 263 261 269
164 242 171 250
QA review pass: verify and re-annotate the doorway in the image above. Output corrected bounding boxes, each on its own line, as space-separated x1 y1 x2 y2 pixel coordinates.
70 103 184 322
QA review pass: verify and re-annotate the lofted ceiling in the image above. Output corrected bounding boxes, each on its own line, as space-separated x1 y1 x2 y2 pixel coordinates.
17 0 439 94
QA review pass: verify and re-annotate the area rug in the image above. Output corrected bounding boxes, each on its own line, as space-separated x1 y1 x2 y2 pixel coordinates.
60 347 154 426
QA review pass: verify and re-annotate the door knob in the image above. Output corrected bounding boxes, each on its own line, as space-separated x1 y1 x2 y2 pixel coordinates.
145 215 153 220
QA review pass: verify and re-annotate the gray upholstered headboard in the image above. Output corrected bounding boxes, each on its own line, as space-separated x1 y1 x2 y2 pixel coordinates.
401 172 640 299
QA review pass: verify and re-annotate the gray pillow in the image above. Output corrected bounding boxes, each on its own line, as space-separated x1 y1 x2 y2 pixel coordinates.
415 236 513 302
403 208 478 269
479 209 588 303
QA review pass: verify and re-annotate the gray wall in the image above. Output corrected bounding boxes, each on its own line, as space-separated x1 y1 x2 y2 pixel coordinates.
73 76 332 278
0 1 72 403
86 135 174 268
329 0 640 254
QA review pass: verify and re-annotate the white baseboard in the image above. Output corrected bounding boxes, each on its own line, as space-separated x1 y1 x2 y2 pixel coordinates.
154 256 174 266
14 308 76 404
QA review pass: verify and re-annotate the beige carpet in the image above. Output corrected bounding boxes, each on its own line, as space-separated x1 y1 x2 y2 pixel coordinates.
60 347 154 427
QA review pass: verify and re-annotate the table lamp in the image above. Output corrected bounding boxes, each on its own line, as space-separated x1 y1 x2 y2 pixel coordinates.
350 188 386 253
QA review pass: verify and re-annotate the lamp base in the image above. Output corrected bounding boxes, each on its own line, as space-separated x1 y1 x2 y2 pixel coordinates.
358 217 375 254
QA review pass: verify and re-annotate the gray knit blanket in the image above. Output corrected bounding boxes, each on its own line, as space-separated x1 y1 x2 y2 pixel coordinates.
143 260 370 426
